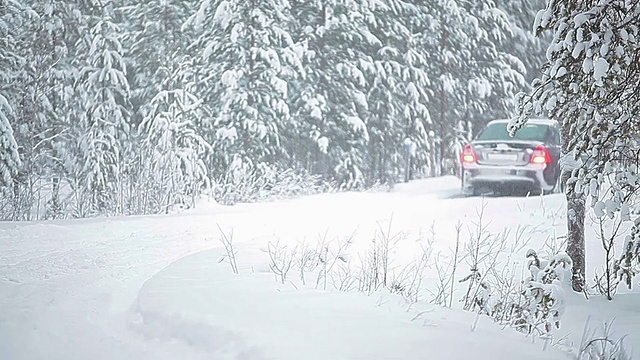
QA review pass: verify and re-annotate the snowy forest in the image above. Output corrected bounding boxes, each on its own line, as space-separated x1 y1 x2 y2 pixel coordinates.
2 0 640 355
0 0 553 220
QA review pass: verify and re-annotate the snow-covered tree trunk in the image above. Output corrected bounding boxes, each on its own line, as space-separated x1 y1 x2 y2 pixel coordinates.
560 120 586 292
564 170 586 292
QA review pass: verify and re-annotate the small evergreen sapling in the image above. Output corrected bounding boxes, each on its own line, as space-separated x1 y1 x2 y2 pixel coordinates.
514 249 571 336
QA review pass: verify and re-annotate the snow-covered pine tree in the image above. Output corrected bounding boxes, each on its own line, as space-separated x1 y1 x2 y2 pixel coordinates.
186 0 303 178
0 94 20 189
511 0 640 292
364 0 432 183
0 1 23 192
0 0 30 219
421 0 527 176
498 0 551 84
42 0 102 219
459 1 527 121
288 0 374 188
140 82 210 212
121 0 206 213
121 0 197 127
417 0 467 177
76 2 131 215
8 0 82 220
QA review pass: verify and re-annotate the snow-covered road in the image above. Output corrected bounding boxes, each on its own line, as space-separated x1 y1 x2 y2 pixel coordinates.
0 218 214 359
0 177 637 359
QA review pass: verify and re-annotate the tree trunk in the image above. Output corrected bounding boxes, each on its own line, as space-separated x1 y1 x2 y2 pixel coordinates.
429 135 437 178
404 152 412 183
561 120 586 292
565 179 586 291
438 14 448 177
12 175 20 221
51 176 60 219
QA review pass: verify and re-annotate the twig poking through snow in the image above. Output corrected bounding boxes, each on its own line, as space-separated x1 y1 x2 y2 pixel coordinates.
577 317 632 360
266 239 297 284
217 224 238 274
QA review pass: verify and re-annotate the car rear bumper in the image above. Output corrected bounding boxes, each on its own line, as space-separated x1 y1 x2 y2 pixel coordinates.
462 163 552 192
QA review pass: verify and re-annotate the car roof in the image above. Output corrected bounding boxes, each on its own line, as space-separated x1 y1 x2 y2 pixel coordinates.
486 118 559 127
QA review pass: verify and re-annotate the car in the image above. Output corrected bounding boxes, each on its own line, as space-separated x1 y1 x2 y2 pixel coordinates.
460 118 562 196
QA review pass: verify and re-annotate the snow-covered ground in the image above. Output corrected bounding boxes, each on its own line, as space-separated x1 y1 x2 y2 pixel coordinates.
0 176 637 359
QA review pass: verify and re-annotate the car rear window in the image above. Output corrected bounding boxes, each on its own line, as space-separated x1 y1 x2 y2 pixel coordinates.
476 122 549 142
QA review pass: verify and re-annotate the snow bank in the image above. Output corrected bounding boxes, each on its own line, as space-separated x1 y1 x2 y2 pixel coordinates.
130 249 565 360
558 291 640 354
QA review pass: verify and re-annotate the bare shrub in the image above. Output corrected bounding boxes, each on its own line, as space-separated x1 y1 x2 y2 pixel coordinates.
0 148 205 221
430 221 462 307
217 225 239 274
363 180 393 193
356 248 381 295
355 216 408 294
433 199 572 338
459 201 509 313
375 216 406 288
485 226 531 323
265 239 298 285
279 223 431 303
295 238 316 286
331 255 357 292
279 231 357 290
577 318 632 360
592 217 625 300
316 232 355 290
214 160 326 206
386 242 431 303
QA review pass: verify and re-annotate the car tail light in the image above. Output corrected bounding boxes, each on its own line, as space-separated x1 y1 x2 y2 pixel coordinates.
461 144 477 164
530 145 551 164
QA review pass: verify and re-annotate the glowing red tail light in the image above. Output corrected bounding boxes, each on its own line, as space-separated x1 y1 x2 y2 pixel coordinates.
461 144 477 164
530 145 551 164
